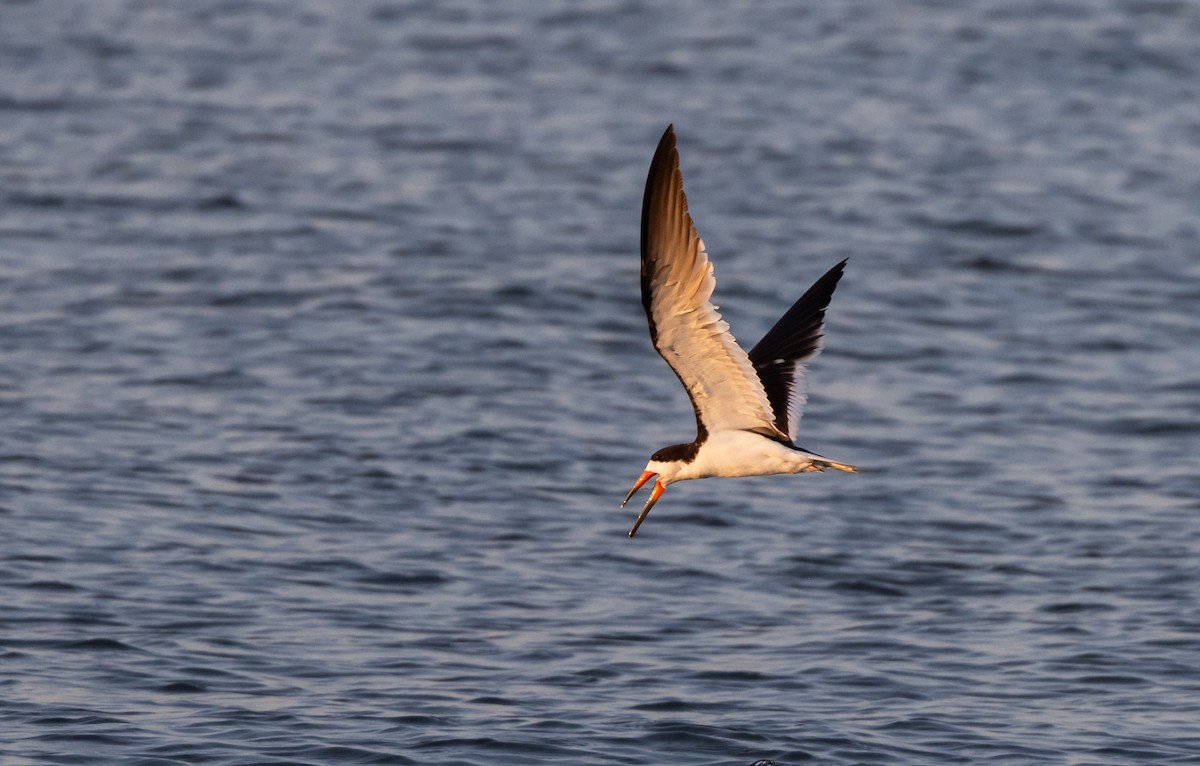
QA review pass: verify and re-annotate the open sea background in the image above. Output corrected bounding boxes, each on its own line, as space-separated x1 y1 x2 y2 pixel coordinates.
3 1 1200 764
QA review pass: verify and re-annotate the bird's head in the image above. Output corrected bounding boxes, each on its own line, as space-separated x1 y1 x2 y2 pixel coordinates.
620 447 691 537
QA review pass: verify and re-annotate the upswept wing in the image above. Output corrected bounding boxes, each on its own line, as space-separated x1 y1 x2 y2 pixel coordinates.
639 125 785 442
748 259 847 442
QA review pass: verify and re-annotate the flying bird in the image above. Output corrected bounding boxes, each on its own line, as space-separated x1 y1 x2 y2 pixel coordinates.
621 124 856 537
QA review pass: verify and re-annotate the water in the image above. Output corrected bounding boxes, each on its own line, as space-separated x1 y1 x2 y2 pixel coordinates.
2 1 1200 763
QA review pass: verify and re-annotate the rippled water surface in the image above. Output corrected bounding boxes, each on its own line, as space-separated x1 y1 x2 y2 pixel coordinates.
3 1 1200 764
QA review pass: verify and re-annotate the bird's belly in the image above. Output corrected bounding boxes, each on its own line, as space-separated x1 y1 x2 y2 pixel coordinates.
683 431 814 480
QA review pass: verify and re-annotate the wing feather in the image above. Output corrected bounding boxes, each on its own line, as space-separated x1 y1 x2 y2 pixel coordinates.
748 259 846 442
640 125 785 441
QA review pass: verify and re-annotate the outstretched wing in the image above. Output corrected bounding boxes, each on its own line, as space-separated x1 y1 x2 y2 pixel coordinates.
640 125 785 442
748 259 847 442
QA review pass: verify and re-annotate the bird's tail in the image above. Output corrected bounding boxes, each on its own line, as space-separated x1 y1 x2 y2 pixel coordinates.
812 458 857 473
791 445 857 474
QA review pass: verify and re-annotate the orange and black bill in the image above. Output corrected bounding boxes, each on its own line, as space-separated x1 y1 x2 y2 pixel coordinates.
621 470 665 537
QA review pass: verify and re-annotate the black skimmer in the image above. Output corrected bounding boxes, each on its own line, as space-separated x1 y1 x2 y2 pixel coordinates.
621 125 857 537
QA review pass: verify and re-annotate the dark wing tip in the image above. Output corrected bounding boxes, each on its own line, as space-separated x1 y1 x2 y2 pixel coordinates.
749 262 848 359
640 124 687 332
649 125 677 179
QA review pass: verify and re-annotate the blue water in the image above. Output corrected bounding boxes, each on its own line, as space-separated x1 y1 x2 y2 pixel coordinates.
3 1 1200 764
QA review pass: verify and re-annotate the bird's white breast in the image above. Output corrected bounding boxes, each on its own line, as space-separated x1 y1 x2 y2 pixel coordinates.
674 431 819 482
